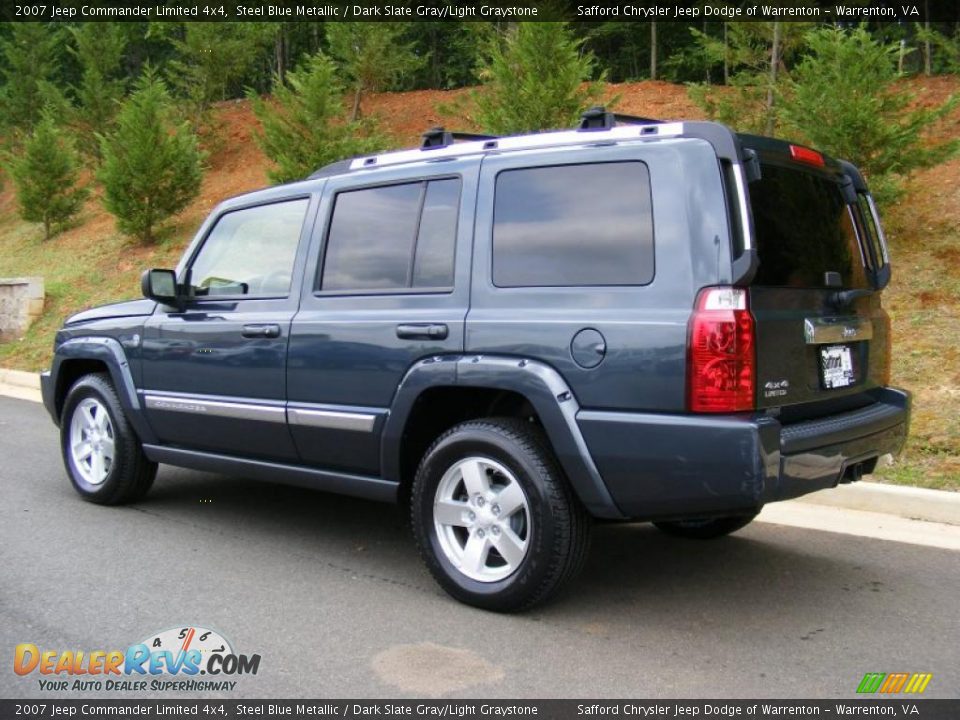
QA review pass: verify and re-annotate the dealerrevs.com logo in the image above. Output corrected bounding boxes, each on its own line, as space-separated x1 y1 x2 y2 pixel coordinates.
14 626 261 692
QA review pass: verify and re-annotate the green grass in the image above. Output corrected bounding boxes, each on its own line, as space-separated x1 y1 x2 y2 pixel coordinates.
0 191 194 370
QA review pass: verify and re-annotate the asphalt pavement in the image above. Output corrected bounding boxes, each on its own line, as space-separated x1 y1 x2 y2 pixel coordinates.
2 395 958 699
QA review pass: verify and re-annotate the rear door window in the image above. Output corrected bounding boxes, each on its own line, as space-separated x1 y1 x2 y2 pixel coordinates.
749 163 868 289
321 178 461 292
492 162 654 287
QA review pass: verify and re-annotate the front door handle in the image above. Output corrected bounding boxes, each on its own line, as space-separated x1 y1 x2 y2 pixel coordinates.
396 323 449 340
241 323 281 339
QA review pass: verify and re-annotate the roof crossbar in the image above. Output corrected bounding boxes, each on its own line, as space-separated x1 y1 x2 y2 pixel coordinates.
421 126 499 150
578 106 663 131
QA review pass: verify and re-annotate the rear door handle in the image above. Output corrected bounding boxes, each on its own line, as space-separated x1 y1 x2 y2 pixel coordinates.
241 323 281 339
396 323 448 340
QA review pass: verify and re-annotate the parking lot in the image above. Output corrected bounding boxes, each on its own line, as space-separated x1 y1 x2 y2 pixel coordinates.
2 394 959 699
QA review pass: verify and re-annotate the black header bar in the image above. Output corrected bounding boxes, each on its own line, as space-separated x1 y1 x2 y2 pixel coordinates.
3 0 960 23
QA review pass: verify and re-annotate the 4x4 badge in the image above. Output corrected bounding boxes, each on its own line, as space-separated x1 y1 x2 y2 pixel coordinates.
763 379 790 398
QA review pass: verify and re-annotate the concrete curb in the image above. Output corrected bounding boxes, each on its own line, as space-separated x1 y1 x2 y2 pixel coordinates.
0 369 42 403
0 367 956 526
0 368 40 389
795 481 960 527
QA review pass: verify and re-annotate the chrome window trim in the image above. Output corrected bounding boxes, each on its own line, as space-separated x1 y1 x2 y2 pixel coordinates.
730 163 752 252
865 194 890 265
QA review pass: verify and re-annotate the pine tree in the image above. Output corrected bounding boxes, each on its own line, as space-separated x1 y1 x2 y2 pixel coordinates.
68 23 128 162
162 22 270 128
7 113 88 240
326 22 424 120
471 22 605 135
779 26 959 201
0 23 65 136
98 70 204 243
685 22 811 135
250 51 386 185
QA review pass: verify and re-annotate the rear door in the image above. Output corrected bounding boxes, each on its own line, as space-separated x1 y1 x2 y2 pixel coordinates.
741 140 891 416
286 160 479 475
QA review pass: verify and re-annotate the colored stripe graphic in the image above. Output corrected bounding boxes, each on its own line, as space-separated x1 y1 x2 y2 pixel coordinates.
904 674 933 694
857 672 932 694
880 673 909 693
857 673 885 693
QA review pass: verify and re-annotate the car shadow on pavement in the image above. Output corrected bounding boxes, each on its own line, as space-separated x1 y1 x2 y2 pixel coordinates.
143 466 940 627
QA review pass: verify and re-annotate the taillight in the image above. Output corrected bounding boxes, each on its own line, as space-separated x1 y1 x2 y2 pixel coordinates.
789 144 825 167
687 287 755 413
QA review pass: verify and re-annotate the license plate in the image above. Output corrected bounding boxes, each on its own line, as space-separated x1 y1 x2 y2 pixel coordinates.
820 345 855 389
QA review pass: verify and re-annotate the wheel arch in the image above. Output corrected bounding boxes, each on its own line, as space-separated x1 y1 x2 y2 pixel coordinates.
50 337 157 444
382 355 625 519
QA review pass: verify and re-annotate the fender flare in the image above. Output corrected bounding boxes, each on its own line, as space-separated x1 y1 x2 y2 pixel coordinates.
381 354 626 520
47 336 157 444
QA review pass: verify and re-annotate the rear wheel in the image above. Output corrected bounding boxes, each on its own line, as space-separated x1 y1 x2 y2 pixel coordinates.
411 418 591 612
654 513 758 540
60 373 157 505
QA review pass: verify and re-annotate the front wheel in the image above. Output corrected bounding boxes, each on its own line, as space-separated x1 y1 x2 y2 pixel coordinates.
60 373 157 505
411 418 591 612
653 513 758 540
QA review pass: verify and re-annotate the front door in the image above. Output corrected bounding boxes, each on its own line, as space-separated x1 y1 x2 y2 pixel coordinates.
141 196 315 461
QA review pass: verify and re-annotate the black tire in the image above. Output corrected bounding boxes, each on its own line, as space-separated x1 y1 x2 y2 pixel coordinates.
411 418 591 612
60 373 157 505
653 513 758 540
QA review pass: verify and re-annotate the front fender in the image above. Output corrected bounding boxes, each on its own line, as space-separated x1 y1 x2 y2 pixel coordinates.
381 355 626 519
46 336 157 444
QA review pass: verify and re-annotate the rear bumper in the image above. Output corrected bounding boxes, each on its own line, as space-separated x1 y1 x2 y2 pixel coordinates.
577 388 910 521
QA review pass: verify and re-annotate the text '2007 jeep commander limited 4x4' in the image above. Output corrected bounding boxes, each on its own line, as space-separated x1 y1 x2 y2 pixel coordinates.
42 109 910 611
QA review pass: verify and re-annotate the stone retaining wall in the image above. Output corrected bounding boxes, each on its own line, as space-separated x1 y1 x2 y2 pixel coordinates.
0 277 44 341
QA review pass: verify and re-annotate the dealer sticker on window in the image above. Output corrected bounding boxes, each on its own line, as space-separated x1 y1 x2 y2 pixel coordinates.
821 345 855 389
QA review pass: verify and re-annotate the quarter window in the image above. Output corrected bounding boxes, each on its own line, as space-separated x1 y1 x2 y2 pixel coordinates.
321 179 461 292
492 162 655 287
189 200 308 297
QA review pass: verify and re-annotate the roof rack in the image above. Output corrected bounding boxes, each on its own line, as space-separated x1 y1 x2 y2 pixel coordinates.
421 126 499 150
578 106 663 131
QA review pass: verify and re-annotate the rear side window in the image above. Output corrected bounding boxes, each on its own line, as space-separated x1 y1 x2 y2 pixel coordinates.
750 164 868 289
492 162 655 287
321 178 460 292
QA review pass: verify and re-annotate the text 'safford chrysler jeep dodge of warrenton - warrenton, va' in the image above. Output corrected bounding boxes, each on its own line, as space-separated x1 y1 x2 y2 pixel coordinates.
42 109 910 611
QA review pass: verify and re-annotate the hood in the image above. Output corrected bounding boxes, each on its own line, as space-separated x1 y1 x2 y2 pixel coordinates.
65 298 156 325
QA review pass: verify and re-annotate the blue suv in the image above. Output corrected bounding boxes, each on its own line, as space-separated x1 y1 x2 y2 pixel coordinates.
42 110 910 611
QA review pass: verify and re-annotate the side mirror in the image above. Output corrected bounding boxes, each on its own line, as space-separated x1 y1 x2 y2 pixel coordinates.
141 268 181 309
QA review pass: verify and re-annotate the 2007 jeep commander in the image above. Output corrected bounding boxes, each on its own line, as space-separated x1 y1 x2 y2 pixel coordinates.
42 109 910 611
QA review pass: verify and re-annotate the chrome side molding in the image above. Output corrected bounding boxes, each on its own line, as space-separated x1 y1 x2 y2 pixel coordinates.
144 392 379 432
804 317 873 345
144 394 286 424
287 407 377 432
